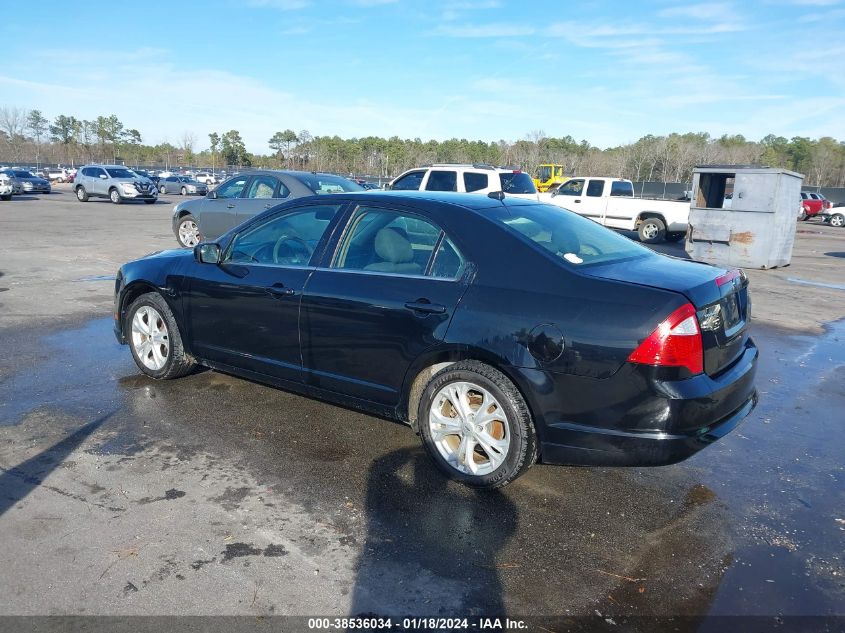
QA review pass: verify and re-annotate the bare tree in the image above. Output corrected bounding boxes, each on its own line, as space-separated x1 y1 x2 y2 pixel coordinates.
0 106 29 161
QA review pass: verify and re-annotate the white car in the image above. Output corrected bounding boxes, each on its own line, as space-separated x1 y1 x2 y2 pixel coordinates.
0 172 13 200
387 163 539 200
194 172 220 186
540 177 690 243
45 168 69 182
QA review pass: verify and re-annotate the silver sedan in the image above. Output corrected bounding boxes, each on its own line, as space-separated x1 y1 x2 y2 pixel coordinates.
158 176 208 196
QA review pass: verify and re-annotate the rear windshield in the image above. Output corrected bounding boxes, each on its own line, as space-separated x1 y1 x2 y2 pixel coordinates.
298 174 364 194
495 203 652 267
499 172 536 194
106 168 136 178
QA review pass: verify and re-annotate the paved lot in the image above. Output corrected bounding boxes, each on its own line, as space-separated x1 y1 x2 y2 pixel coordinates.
0 187 843 621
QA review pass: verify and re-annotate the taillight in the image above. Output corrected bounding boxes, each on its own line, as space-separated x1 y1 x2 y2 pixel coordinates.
715 269 740 287
627 303 703 375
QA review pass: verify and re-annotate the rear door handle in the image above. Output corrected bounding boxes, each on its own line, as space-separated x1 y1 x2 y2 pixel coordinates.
404 300 446 314
227 203 236 209
266 282 296 298
263 203 273 209
573 199 581 203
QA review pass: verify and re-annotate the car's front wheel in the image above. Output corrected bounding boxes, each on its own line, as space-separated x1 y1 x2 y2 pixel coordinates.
109 189 122 204
829 213 845 228
160 185 166 194
418 361 537 488
181 187 187 196
126 292 195 379
177 214 202 247
76 186 89 202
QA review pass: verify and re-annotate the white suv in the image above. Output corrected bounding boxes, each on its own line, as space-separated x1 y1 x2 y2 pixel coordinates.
387 163 539 200
194 172 220 186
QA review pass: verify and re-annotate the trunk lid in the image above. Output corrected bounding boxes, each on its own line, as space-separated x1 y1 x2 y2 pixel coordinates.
582 254 750 376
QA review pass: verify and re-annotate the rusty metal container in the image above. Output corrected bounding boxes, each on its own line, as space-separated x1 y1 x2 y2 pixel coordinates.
685 165 804 269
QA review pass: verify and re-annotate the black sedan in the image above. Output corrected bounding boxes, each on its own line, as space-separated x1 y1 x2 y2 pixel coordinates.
115 192 758 487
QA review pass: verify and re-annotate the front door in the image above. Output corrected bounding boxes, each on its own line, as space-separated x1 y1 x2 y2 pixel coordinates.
301 204 469 405
185 203 346 382
91 167 110 196
200 175 250 240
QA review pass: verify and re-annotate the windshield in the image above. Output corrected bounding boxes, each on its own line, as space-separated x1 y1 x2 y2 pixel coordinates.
177 176 191 182
495 203 652 267
500 172 536 194
106 168 136 178
536 166 551 182
13 170 34 178
298 174 364 194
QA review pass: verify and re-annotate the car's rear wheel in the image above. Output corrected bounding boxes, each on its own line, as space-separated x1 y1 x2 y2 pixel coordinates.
177 214 202 247
126 292 195 380
830 213 845 228
418 361 537 488
638 217 666 243
109 188 122 204
76 186 89 202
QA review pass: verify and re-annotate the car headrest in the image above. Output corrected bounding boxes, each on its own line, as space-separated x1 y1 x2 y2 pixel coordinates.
551 226 580 255
374 228 414 263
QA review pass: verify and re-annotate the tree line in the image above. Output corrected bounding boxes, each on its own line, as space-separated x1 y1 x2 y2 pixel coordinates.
1 106 843 186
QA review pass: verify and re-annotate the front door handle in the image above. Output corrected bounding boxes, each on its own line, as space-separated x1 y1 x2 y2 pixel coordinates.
404 300 446 314
263 203 273 209
266 282 296 298
573 199 581 203
227 203 236 209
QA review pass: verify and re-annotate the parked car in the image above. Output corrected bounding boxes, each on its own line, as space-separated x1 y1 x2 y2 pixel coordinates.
387 163 539 201
8 169 51 194
171 170 364 247
45 168 70 182
820 202 844 228
540 177 691 243
159 175 208 196
0 169 23 195
0 172 13 200
73 165 159 204
361 182 381 190
800 191 832 220
194 172 220 186
116 192 758 487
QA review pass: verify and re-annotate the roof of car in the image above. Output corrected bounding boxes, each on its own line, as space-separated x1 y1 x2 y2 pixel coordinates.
331 190 542 210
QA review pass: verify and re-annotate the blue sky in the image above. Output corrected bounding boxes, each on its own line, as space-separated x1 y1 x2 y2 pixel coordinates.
1 0 843 153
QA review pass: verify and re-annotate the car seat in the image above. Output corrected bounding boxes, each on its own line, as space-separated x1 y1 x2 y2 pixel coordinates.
363 228 423 275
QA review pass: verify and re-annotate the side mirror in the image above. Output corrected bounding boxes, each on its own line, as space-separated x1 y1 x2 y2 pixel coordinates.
208 190 217 199
99 174 108 179
383 182 392 191
195 243 221 264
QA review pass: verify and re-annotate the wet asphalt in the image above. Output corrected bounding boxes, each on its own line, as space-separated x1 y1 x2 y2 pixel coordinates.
0 192 843 622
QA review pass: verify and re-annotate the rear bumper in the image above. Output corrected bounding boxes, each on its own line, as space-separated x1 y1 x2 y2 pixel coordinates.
514 338 759 466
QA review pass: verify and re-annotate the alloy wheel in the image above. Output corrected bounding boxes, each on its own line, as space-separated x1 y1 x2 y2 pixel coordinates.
131 306 170 371
642 222 659 240
178 219 201 247
428 381 510 476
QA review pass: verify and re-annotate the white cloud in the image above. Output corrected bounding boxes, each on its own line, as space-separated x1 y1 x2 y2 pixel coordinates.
658 2 734 19
247 0 311 8
430 23 535 37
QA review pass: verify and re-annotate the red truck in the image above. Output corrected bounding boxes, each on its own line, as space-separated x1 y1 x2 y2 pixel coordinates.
800 191 832 220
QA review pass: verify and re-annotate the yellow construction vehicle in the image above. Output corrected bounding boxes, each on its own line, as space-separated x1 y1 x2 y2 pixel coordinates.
533 164 569 192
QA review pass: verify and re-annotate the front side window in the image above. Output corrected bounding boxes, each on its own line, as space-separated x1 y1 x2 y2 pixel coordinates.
333 207 463 278
391 170 426 191
105 168 135 178
216 177 249 199
425 171 457 192
586 180 605 197
556 179 584 196
463 172 488 192
226 204 342 267
536 166 551 182
247 175 287 199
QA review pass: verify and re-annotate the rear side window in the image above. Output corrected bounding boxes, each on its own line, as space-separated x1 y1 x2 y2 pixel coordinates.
499 172 536 194
425 171 458 192
586 180 604 197
463 172 489 192
610 181 634 197
391 170 425 191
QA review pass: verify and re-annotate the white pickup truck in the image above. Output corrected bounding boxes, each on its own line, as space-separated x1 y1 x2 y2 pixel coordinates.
538 177 690 243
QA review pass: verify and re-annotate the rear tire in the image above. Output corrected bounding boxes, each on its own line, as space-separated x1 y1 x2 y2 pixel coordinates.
109 188 122 204
76 186 89 202
830 213 845 228
125 292 195 380
418 360 537 489
638 217 666 243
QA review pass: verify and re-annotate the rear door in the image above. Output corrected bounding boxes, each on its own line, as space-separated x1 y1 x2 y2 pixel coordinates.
235 174 290 226
301 203 469 405
424 170 458 192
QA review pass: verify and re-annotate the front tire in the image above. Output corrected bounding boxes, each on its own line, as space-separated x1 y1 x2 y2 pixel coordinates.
125 292 195 380
418 361 537 488
143 199 156 204
638 217 666 243
160 185 167 194
181 187 187 196
177 214 202 247
76 186 89 202
109 188 122 204
1 194 11 201
830 213 845 228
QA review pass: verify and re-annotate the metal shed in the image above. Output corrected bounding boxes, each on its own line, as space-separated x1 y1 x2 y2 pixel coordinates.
685 165 804 269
